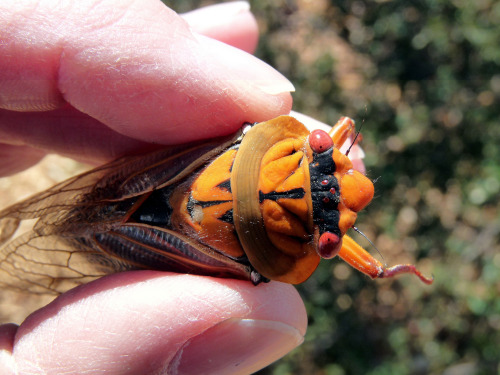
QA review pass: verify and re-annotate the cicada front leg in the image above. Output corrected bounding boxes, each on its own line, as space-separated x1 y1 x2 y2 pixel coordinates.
339 235 433 284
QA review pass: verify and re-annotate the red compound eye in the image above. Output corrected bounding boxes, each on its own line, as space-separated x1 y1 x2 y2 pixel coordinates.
321 179 329 185
317 232 342 259
309 129 333 153
330 187 336 194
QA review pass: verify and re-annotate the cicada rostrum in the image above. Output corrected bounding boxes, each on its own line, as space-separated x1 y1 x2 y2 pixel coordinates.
0 115 432 302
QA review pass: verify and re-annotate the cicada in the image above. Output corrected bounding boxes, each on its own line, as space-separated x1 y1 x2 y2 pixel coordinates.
0 116 432 301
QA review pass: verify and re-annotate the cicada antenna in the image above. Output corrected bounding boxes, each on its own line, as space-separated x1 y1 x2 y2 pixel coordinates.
352 225 386 266
345 123 363 157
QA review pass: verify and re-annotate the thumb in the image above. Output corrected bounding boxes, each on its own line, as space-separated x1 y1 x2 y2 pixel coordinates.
3 272 307 375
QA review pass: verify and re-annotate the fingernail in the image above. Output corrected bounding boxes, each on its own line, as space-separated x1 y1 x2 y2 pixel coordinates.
195 34 296 96
168 318 304 375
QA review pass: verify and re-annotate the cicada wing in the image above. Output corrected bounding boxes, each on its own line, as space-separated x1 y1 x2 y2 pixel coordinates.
0 229 132 324
0 230 128 296
0 158 130 245
0 221 252 295
0 218 20 246
90 223 253 281
97 135 242 201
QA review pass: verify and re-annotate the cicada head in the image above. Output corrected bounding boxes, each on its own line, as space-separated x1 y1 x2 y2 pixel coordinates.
307 117 374 260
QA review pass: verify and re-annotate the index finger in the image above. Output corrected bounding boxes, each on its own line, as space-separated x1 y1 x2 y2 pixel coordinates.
0 0 294 144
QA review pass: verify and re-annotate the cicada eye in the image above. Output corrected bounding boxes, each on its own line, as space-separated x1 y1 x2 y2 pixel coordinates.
317 232 343 259
309 129 334 153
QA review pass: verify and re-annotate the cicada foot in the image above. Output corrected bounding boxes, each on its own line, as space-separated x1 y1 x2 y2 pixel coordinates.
378 264 433 284
250 270 270 285
233 254 269 285
338 235 433 284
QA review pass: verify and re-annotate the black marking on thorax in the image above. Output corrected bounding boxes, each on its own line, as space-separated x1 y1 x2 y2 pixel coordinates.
187 194 234 225
259 188 305 203
216 179 232 192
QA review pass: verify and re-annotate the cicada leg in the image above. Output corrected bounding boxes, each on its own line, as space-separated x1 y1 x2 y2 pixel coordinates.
328 117 356 148
339 235 433 284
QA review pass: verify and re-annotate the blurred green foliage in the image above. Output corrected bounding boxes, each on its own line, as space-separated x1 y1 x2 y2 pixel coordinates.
170 1 500 374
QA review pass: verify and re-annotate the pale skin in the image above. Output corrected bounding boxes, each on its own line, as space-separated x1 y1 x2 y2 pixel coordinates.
0 1 307 374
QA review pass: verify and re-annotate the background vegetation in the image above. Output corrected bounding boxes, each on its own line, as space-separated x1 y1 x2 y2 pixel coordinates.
171 1 500 374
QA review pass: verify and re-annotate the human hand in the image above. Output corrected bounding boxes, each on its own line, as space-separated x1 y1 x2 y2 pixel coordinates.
0 1 305 374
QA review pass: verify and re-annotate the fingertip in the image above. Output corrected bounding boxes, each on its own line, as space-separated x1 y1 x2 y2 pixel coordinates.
166 279 307 374
290 110 333 132
13 273 306 374
57 6 292 144
2 1 292 145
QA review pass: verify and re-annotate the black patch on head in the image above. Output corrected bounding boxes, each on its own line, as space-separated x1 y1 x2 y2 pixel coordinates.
309 147 341 237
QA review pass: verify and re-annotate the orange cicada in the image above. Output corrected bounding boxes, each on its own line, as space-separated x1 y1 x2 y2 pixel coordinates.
0 116 432 300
